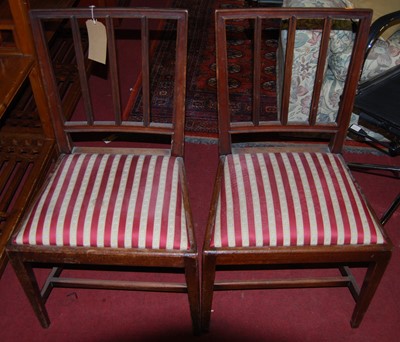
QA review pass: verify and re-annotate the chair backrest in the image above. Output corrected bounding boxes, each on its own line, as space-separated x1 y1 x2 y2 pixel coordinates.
215 8 372 155
30 7 188 157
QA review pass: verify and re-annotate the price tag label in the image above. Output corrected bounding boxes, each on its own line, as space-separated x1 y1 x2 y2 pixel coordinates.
86 19 107 64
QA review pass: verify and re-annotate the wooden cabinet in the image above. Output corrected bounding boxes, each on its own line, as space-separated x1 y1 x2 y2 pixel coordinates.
0 0 81 275
0 0 130 276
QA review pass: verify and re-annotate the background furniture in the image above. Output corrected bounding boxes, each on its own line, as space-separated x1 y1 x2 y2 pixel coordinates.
6 7 200 334
201 7 391 332
0 0 130 278
247 0 283 6
277 0 400 127
348 11 400 226
350 10 400 155
0 0 75 276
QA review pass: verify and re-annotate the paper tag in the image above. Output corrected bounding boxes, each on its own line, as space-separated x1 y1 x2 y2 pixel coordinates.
350 124 361 132
86 19 107 64
103 134 118 144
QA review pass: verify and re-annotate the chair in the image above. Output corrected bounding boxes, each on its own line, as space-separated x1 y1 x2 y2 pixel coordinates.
348 10 400 226
6 7 200 334
201 8 392 332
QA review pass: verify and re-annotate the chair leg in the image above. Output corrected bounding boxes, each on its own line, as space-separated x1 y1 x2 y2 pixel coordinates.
184 257 201 335
350 258 390 328
7 253 50 328
201 253 217 332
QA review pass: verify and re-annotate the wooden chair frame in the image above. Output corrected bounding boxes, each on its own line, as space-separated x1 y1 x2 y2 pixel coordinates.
6 8 200 335
201 8 392 332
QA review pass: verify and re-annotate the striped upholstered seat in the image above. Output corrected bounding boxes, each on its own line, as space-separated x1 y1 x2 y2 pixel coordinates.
212 152 385 248
15 153 189 251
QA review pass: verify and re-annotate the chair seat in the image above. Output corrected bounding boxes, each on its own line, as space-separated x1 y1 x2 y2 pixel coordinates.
15 153 190 251
212 152 385 248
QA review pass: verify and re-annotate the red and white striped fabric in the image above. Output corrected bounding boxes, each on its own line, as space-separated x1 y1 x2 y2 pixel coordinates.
211 152 385 248
15 153 190 250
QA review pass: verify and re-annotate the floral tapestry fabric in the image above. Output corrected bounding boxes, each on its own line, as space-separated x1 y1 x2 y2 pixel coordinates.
279 0 400 124
362 31 400 82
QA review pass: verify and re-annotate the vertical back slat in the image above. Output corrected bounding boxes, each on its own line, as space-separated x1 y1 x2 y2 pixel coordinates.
253 16 262 126
171 14 188 157
0 161 15 196
216 13 232 155
141 16 151 127
280 16 297 125
330 16 371 152
0 161 29 213
309 17 332 125
71 16 93 125
30 11 71 152
106 15 122 125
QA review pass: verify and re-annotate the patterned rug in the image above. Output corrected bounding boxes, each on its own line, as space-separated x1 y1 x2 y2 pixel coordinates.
127 0 278 135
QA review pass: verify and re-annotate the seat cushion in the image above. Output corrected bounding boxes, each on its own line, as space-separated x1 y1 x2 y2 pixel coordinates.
212 152 385 248
15 153 190 250
283 0 353 7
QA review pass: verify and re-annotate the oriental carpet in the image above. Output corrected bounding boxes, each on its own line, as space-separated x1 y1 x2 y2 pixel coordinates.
127 0 279 135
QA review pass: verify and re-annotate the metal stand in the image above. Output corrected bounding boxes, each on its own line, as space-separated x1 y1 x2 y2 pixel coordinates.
347 162 400 225
247 0 283 7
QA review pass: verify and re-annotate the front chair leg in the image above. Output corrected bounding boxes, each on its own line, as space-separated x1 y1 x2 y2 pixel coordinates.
201 253 217 332
7 253 50 328
351 257 390 328
184 256 201 335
